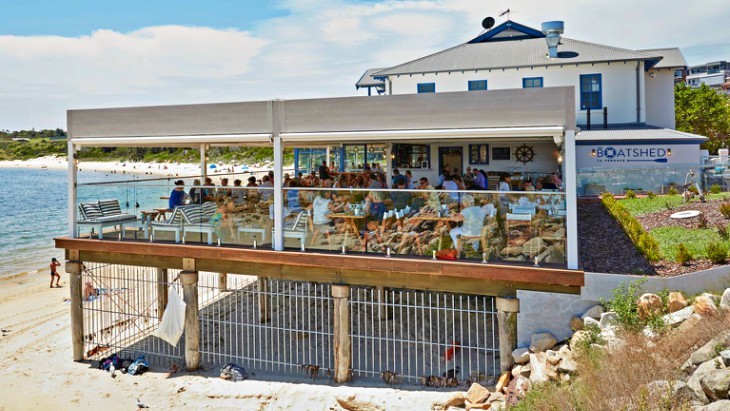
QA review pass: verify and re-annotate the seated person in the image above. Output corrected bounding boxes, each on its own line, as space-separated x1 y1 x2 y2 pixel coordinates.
309 191 335 247
211 200 235 239
286 180 302 213
449 195 489 252
188 179 203 205
390 175 411 211
168 180 188 209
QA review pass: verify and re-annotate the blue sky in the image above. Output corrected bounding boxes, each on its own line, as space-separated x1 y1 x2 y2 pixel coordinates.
0 0 727 130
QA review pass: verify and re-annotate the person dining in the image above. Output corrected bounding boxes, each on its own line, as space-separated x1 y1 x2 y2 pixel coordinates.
168 180 188 209
449 195 489 254
188 179 203 204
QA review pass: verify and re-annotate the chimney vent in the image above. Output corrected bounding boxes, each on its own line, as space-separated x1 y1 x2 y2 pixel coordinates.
541 21 564 58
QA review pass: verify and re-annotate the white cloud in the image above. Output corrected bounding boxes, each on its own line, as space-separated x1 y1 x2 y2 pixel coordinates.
0 0 727 130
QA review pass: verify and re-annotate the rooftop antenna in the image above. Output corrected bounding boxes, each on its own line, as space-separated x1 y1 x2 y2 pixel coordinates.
499 9 511 20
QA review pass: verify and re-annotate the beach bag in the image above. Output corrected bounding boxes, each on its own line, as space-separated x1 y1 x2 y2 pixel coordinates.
220 363 248 381
153 287 186 346
127 355 149 376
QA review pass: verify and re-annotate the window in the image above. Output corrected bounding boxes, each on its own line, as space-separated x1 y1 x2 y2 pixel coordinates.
469 144 489 164
522 77 543 88
492 147 511 161
417 83 435 93
468 80 488 91
580 74 602 110
393 144 430 169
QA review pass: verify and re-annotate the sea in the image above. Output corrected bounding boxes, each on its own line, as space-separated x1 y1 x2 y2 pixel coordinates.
0 167 182 277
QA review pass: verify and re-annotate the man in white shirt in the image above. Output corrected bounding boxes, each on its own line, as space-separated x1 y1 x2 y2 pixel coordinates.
449 195 488 252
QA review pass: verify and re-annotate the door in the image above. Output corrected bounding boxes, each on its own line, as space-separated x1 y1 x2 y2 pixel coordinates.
438 147 463 174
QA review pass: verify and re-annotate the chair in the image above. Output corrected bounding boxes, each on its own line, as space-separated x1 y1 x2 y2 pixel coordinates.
182 202 218 245
150 207 185 243
78 199 137 239
505 213 533 246
273 211 309 250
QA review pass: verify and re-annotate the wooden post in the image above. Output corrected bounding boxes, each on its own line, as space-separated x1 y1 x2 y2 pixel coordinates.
67 260 84 362
218 272 228 292
257 277 270 323
376 286 388 320
156 268 168 321
496 297 519 374
332 284 352 383
180 270 200 371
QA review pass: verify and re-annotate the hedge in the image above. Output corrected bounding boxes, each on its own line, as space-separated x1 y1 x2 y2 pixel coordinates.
601 193 661 262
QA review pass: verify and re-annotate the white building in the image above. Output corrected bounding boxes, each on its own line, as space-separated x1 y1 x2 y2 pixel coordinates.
355 20 706 195
687 61 730 94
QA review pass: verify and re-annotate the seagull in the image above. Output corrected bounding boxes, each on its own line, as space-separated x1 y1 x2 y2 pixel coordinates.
136 398 149 409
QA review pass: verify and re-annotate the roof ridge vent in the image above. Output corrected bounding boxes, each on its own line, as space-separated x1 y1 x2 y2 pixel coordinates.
541 21 564 58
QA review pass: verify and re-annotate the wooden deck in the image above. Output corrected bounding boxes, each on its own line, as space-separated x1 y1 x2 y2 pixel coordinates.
55 237 584 296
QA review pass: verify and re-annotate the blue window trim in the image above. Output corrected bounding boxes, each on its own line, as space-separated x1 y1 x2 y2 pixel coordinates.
468 80 488 91
417 83 435 93
579 73 602 110
522 77 543 88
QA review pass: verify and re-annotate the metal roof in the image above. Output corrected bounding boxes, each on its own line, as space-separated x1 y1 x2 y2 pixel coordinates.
373 37 660 76
355 68 386 89
638 48 687 69
576 127 706 142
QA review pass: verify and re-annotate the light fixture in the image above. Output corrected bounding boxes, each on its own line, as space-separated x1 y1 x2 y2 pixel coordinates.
591 149 596 157
390 153 395 160
368 146 374 153
667 148 672 156
558 154 563 164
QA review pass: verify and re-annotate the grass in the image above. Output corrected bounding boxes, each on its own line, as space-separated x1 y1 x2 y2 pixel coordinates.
651 226 730 260
618 193 730 216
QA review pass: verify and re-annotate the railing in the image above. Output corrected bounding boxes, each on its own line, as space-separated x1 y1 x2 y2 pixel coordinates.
75 178 567 265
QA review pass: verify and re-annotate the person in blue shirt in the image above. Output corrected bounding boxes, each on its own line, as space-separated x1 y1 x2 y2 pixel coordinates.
168 180 188 209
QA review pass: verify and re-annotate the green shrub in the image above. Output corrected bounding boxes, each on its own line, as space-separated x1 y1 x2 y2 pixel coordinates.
625 189 637 199
601 279 646 331
601 193 661 262
710 184 723 195
706 241 728 264
688 185 699 195
718 224 730 240
720 202 730 219
646 191 657 199
698 213 709 229
676 243 693 265
668 187 678 196
664 201 674 211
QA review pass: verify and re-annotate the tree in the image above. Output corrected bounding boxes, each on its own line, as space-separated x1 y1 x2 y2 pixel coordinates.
675 83 730 153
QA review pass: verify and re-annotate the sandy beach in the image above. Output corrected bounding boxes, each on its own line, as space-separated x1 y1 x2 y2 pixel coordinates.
0 269 456 410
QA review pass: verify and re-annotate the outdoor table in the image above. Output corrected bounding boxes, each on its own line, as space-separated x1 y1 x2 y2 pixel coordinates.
140 210 161 237
327 213 366 239
154 208 172 222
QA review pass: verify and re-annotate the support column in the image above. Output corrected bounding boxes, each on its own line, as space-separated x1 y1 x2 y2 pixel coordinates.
564 129 579 270
67 141 78 238
200 144 208 180
156 268 168 320
385 143 393 185
67 259 84 361
218 272 228 292
496 297 519 374
332 285 352 383
257 277 270 323
180 270 200 371
272 100 284 251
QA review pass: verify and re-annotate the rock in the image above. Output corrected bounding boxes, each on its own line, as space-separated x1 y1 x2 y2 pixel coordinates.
511 365 522 377
466 382 490 404
487 392 505 404
501 246 523 256
581 305 603 320
694 400 730 411
570 316 583 331
521 237 546 257
519 364 532 378
558 355 578 374
505 375 532 401
637 293 663 320
662 305 695 327
570 330 592 351
721 288 730 310
442 392 467 408
495 372 511 392
688 359 725 404
528 353 549 384
583 317 600 329
668 291 688 313
530 333 557 353
696 294 718 315
465 401 490 410
512 348 530 365
599 312 618 329
545 350 561 365
721 350 730 367
691 339 727 367
700 369 730 401
671 380 702 404
336 396 385 411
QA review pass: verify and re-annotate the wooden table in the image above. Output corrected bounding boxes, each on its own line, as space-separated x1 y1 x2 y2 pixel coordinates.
140 210 161 237
327 213 366 239
154 208 172 222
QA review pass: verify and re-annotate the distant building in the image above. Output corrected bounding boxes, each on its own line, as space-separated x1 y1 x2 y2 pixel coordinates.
686 61 730 93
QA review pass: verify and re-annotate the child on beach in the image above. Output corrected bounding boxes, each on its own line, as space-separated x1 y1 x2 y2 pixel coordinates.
50 258 61 288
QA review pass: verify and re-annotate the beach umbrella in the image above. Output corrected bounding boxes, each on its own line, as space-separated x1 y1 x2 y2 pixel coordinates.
209 164 217 169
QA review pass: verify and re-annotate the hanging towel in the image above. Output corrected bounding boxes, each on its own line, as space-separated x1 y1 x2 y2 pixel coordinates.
153 287 186 346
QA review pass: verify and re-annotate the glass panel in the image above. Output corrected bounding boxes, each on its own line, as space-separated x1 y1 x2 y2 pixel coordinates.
344 145 366 172
394 144 429 169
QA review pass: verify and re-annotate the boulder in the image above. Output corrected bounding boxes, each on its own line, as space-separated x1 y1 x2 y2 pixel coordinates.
570 330 592 351
512 348 530 365
581 305 603 320
500 246 523 256
688 359 725 404
505 375 532 400
721 350 730 367
545 350 561 365
521 237 546 257
441 392 467 408
558 355 578 374
700 369 730 401
668 291 689 313
511 365 522 378
695 294 718 315
599 311 618 329
570 316 583 331
335 396 385 411
662 305 695 327
529 333 558 353
671 380 702 405
637 293 663 320
466 382 491 404
583 317 600 329
528 353 549 384
518 364 532 378
694 400 730 411
721 288 730 310
487 392 505 404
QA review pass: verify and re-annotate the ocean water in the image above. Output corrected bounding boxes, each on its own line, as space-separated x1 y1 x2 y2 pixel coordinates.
0 168 180 277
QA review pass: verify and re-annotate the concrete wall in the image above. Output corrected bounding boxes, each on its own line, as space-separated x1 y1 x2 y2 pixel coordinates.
387 62 648 126
517 290 595 348
645 69 676 129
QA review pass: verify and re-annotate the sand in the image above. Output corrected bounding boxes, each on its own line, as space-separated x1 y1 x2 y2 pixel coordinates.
0 269 456 410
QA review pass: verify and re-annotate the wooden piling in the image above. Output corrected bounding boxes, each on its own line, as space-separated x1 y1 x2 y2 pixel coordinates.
332 284 352 383
258 277 270 323
156 268 168 321
180 270 200 371
218 272 228 292
67 261 84 362
496 297 519 374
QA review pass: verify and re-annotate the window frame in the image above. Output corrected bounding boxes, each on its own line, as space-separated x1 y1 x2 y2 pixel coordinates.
468 80 488 91
468 144 490 165
392 143 431 169
417 83 436 93
579 73 602 110
522 77 543 88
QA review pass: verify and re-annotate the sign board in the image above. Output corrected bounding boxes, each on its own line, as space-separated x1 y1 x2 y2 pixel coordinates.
576 143 701 169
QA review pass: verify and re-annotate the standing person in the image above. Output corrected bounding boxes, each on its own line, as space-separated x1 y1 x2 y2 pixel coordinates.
50 258 61 288
463 167 475 189
499 174 512 192
318 160 330 182
405 170 414 189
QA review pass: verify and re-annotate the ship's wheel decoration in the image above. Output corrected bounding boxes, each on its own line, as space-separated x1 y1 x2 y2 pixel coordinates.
514 144 536 164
